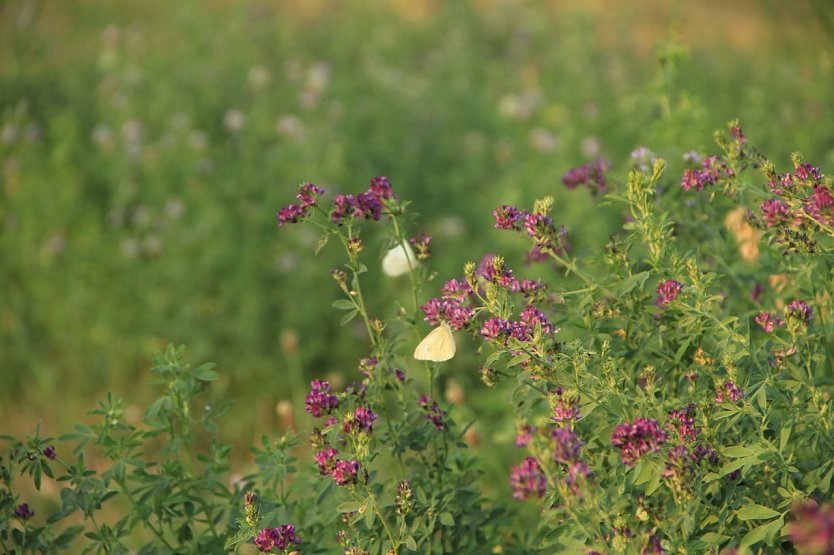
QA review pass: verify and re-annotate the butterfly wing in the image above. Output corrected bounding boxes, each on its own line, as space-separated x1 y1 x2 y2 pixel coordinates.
413 322 456 362
382 242 418 277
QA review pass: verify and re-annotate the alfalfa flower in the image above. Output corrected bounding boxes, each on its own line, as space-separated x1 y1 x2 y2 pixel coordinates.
304 380 339 417
254 524 301 553
509 457 547 500
655 279 683 307
611 418 668 466
788 500 834 555
714 380 744 403
332 459 361 486
409 233 432 260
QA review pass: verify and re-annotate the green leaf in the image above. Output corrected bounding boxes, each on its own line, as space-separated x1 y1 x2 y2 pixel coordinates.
340 309 359 325
723 445 759 458
507 353 530 368
194 363 219 381
779 425 792 452
336 501 364 513
332 299 355 310
439 512 455 526
739 517 783 549
405 536 418 551
737 503 781 521
616 271 650 296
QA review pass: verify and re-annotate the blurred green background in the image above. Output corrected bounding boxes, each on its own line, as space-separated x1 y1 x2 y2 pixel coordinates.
2 0 833 464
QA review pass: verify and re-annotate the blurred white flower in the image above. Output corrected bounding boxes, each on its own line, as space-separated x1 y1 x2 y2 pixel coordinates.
92 124 114 150
223 109 246 133
382 241 418 277
1 124 18 145
247 65 271 91
275 114 305 138
529 128 558 153
580 137 601 158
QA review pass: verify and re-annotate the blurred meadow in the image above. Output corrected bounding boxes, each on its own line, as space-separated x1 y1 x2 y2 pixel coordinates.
2 0 833 476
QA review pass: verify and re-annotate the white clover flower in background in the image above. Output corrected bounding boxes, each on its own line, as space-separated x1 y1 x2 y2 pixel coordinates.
382 241 418 277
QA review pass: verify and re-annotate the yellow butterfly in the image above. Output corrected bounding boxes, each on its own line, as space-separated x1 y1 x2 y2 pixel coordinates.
382 241 418 277
413 321 456 361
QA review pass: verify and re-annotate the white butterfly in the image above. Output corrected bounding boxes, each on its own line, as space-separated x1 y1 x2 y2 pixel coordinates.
413 321 456 361
382 241 418 277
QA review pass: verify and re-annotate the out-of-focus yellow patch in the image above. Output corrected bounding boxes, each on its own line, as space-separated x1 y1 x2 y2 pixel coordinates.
724 206 761 263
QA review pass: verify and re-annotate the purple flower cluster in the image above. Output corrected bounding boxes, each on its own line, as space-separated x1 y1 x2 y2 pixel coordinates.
760 199 790 227
418 395 447 430
680 155 733 192
304 380 339 417
343 406 377 434
492 206 567 259
43 445 56 460
332 459 361 486
440 278 473 302
509 457 547 500
786 299 813 325
552 427 584 464
409 233 432 260
662 445 695 495
254 524 301 553
666 404 699 443
561 159 608 195
788 500 834 554
519 306 557 336
15 503 34 520
754 311 784 333
329 176 398 224
715 380 744 403
277 183 325 225
552 390 581 424
630 147 658 172
515 424 536 447
314 447 338 475
420 298 474 331
477 255 521 290
611 417 668 466
655 279 683 307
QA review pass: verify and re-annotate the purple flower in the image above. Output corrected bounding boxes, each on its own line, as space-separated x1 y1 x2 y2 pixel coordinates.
43 445 56 460
552 427 584 464
440 279 472 302
418 395 447 430
296 183 324 208
409 233 432 260
788 500 834 553
344 406 377 434
368 176 397 200
794 162 824 184
751 282 764 303
561 159 608 195
493 205 523 230
304 380 339 417
518 306 557 336
15 503 34 520
715 380 744 403
331 194 357 224
332 459 361 486
692 443 718 466
420 298 473 331
276 203 307 226
394 368 406 382
611 418 668 466
786 299 813 325
255 524 301 552
666 404 699 443
515 425 536 447
355 191 382 220
760 199 790 227
655 279 683 306
480 317 510 342
510 457 547 500
663 445 695 493
680 155 731 192
565 460 592 496
754 311 783 333
552 391 581 424
315 447 338 475
630 146 658 172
